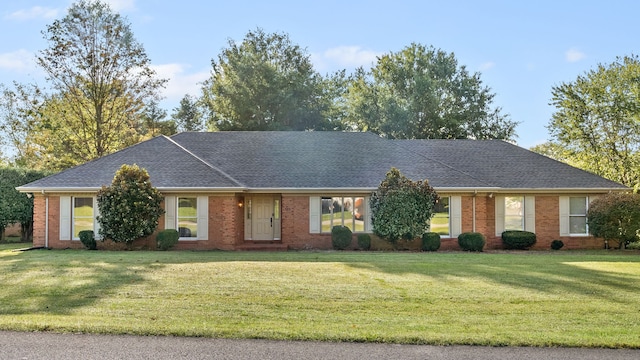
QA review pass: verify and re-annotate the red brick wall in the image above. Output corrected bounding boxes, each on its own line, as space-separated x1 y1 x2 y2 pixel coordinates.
32 195 46 247
30 192 609 251
281 195 332 249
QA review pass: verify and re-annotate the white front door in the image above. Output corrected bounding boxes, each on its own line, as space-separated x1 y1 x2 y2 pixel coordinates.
252 197 274 240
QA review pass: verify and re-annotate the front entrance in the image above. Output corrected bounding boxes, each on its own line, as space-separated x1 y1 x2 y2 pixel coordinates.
246 195 281 241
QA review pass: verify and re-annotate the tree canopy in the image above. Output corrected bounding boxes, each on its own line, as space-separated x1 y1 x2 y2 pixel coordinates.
0 167 49 241
171 94 204 132
1 0 167 171
370 168 439 243
345 43 517 140
546 55 640 188
201 28 344 131
587 192 640 248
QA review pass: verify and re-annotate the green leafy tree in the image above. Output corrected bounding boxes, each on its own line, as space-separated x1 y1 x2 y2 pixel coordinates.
587 192 640 249
0 167 49 241
201 28 344 131
370 168 439 243
97 164 164 244
171 94 203 132
548 55 640 188
141 100 176 137
346 43 517 140
30 0 166 170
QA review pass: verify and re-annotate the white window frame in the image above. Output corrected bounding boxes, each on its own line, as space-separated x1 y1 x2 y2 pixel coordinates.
309 196 369 234
430 196 451 237
60 196 100 241
560 196 591 236
165 195 208 240
495 195 535 236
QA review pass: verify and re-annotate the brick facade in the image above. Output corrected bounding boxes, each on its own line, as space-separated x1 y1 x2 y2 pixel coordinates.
31 192 608 251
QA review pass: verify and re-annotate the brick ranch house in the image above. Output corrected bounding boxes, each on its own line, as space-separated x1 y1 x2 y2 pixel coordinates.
18 131 627 251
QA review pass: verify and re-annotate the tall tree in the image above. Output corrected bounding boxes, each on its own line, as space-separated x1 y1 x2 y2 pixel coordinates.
141 100 176 137
201 28 343 131
0 167 49 242
346 43 517 140
32 0 166 170
171 94 203 132
548 55 640 188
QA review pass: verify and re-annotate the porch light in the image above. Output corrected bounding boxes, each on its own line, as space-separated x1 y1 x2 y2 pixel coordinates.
238 200 243 208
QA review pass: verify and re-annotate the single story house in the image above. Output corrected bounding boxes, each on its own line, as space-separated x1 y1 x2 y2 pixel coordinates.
18 131 627 250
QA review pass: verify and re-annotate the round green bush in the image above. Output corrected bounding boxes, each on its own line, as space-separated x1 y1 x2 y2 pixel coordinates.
551 239 564 250
457 232 485 252
79 230 97 250
357 233 371 250
331 226 352 250
156 229 179 251
421 232 441 251
501 230 537 250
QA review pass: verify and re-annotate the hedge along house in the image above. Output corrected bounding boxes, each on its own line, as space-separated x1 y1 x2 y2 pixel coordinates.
18 131 627 251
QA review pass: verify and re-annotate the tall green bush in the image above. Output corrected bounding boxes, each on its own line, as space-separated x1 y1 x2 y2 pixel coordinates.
156 229 179 251
370 168 438 243
97 164 164 244
501 230 537 250
458 232 485 252
421 232 441 251
587 192 640 249
331 225 352 250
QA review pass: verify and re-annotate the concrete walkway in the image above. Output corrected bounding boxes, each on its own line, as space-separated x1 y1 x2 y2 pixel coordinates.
0 331 637 360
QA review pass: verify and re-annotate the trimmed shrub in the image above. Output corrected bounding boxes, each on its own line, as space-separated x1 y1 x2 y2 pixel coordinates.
331 225 352 250
357 233 371 250
551 239 564 250
421 232 441 251
627 241 640 250
458 232 485 252
79 230 97 250
156 229 179 251
501 230 537 250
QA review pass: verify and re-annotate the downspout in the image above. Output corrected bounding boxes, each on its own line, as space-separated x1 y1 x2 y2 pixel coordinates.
44 193 49 248
472 190 477 233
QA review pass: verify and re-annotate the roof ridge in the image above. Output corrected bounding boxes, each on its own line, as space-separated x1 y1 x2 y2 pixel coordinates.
394 139 494 187
163 135 246 188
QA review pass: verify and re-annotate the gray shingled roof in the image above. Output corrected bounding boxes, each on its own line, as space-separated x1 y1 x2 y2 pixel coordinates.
19 136 241 190
19 131 627 192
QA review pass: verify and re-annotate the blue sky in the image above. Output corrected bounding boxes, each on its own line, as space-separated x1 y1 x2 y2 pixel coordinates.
1 0 638 148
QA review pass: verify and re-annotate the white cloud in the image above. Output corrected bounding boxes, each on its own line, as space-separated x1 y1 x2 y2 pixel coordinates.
103 0 136 12
312 46 380 72
565 48 586 63
0 49 35 72
151 63 209 102
6 6 58 20
479 62 496 71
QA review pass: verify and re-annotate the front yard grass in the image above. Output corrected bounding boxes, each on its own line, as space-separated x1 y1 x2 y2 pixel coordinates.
0 244 639 348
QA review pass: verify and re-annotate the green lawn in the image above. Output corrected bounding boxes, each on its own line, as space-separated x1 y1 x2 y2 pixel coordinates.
1 244 639 348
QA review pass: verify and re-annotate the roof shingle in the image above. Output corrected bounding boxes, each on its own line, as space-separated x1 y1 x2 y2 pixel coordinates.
19 131 627 192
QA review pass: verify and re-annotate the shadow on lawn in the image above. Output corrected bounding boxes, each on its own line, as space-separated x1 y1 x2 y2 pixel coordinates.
345 252 640 303
0 250 164 315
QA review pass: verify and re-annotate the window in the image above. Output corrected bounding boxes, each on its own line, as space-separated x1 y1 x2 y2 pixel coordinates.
72 197 94 239
431 197 450 236
569 196 588 235
165 195 208 240
320 196 365 233
177 197 198 238
504 196 525 231
496 195 535 235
